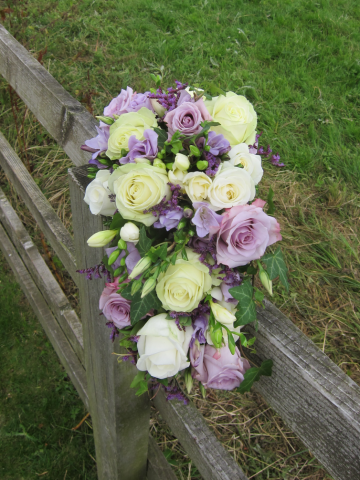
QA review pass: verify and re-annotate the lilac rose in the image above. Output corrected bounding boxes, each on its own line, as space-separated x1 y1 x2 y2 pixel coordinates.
103 86 134 117
212 199 282 268
125 92 154 113
164 99 212 137
192 345 250 390
99 281 131 329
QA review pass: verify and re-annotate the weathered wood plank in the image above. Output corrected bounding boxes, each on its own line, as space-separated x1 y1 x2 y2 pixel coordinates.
69 168 151 480
0 221 88 408
0 24 96 167
0 187 84 365
153 389 248 480
147 434 178 480
244 300 360 480
0 131 78 286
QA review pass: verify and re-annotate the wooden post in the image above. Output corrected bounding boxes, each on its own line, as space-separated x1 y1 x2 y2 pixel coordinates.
69 167 150 480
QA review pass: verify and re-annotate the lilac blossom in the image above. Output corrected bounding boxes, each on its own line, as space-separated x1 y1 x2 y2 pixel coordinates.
77 263 112 282
120 129 158 164
198 131 231 156
125 92 155 113
148 80 189 114
192 202 223 238
81 125 110 168
204 151 221 176
104 86 133 117
271 153 285 167
154 208 184 231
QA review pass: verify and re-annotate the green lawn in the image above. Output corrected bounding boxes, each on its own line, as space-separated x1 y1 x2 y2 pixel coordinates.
0 0 359 478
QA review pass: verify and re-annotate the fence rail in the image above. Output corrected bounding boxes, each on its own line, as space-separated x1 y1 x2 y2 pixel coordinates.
1 23 360 480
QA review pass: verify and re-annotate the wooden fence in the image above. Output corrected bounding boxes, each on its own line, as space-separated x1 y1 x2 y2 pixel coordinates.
0 24 359 480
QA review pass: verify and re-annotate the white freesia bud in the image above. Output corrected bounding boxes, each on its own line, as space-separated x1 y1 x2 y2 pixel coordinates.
87 229 118 248
141 277 157 298
184 369 194 394
129 256 152 279
174 153 190 171
120 222 140 244
210 300 236 325
185 86 204 98
134 157 151 164
259 268 273 296
84 170 115 216
150 98 166 117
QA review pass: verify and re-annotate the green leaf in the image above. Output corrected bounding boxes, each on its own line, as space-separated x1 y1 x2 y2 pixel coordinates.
148 243 168 262
153 127 168 149
130 371 145 388
229 279 257 327
179 316 192 326
262 247 289 291
171 140 183 154
266 187 275 215
254 289 265 305
126 288 162 325
135 380 149 396
181 248 188 261
228 332 236 355
110 212 126 230
238 360 273 394
247 265 257 275
137 227 152 256
170 253 177 265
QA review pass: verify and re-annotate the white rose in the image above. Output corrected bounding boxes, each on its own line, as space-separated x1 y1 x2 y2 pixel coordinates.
137 314 193 379
174 153 190 171
168 167 186 188
204 92 257 146
228 143 263 185
84 170 115 216
183 171 212 203
106 108 157 160
108 163 171 226
207 165 255 210
120 222 140 244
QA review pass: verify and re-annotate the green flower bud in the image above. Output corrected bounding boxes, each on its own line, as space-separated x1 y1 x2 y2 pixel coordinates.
108 249 120 266
131 279 143 295
166 162 174 170
190 145 201 157
196 160 208 171
153 158 166 169
113 267 124 277
117 273 128 283
177 219 187 230
210 326 223 349
95 115 115 125
120 257 126 266
141 277 157 298
199 382 206 398
184 370 193 395
118 239 127 250
129 256 152 279
188 229 196 237
259 266 273 296
87 230 118 248
204 145 211 152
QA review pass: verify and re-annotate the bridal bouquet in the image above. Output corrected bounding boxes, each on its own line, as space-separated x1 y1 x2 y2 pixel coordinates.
80 77 288 397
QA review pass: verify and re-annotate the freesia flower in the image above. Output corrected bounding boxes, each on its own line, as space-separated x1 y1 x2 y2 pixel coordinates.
192 202 222 238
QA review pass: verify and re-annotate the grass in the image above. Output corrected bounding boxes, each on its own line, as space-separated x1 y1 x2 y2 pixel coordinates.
0 0 359 478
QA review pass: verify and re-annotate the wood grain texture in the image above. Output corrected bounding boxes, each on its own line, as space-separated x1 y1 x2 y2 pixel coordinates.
244 300 360 480
153 389 248 480
0 188 84 365
0 131 78 286
0 25 96 167
69 167 151 480
147 434 178 480
0 221 89 408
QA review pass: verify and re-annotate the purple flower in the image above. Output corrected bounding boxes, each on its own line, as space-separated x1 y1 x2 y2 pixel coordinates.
105 243 141 275
81 126 110 168
154 208 184 231
214 202 282 268
192 202 223 238
192 345 251 390
99 280 131 329
104 87 134 117
125 92 155 113
190 314 208 347
198 131 231 156
164 99 213 137
271 153 285 167
120 129 158 164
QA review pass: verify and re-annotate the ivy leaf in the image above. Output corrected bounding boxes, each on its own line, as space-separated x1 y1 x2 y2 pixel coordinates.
181 248 188 261
137 227 152 256
267 187 275 215
171 140 183 155
153 127 168 149
254 288 265 306
238 359 273 394
148 243 168 262
229 279 257 327
130 371 145 388
228 332 236 355
135 381 149 396
128 289 162 325
110 212 126 230
262 247 289 291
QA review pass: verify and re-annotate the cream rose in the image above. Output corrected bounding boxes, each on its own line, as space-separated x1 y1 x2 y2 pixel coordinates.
108 163 171 226
228 143 263 185
137 314 193 379
207 165 255 210
204 92 257 146
168 167 186 188
156 248 212 312
183 172 212 203
84 170 115 216
106 107 157 160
